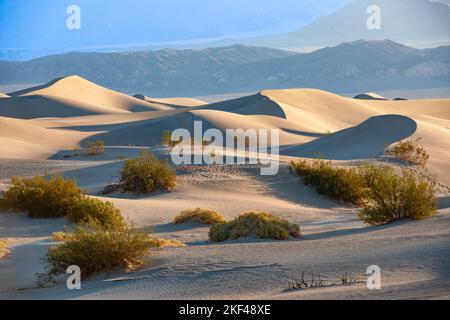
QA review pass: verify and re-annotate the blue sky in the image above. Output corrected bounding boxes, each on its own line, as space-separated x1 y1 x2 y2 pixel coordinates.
0 0 352 50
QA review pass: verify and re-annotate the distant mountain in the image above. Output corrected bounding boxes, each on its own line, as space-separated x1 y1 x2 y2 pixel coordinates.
243 0 450 49
0 45 294 94
1 41 449 96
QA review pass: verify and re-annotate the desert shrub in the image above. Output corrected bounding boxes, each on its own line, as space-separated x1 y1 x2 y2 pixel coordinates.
386 139 430 166
174 208 226 225
209 212 301 242
84 141 105 156
67 197 125 230
120 150 176 194
45 224 154 279
147 237 186 248
359 167 438 225
0 239 9 258
290 160 368 206
0 175 84 218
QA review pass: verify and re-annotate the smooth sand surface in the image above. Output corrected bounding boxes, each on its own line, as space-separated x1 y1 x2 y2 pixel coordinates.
0 76 449 300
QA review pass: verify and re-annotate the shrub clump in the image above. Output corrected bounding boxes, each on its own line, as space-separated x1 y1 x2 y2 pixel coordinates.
386 139 430 166
67 197 125 230
0 175 84 218
120 150 176 194
45 224 154 279
84 141 105 156
291 160 438 225
209 212 301 242
359 167 438 225
0 239 9 258
290 160 368 206
174 208 226 225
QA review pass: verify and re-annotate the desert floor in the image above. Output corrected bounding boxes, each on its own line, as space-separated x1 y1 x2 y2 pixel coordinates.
0 77 449 299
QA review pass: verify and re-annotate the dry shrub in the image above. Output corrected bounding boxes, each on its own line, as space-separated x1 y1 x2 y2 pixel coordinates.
45 224 154 279
174 208 226 225
209 212 301 242
67 197 125 230
120 150 176 194
290 160 368 206
359 167 438 225
0 175 84 218
84 141 105 156
386 139 430 166
0 239 9 258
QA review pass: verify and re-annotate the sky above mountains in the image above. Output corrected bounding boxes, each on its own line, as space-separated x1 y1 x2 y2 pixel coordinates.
0 0 352 51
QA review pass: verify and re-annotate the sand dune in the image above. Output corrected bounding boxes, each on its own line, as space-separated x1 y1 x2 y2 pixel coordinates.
0 92 9 98
134 94 207 108
353 92 388 100
1 76 173 119
0 117 90 159
284 115 418 160
0 77 449 300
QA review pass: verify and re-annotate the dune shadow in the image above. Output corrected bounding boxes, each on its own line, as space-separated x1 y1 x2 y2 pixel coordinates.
302 221 406 241
150 222 209 234
438 196 450 210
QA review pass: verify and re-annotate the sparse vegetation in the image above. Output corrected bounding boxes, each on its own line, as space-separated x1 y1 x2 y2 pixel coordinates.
67 197 125 230
45 224 154 280
120 150 176 194
84 141 105 156
359 167 438 225
0 175 84 218
386 139 430 166
0 239 9 258
290 159 368 206
209 212 301 242
174 208 226 225
290 160 438 225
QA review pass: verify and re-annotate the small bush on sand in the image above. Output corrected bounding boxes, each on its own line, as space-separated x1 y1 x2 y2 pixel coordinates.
0 239 9 258
209 212 301 242
84 141 105 156
0 175 84 218
120 150 176 194
45 224 154 280
290 160 368 206
386 139 430 166
359 167 438 225
67 197 125 230
174 208 226 225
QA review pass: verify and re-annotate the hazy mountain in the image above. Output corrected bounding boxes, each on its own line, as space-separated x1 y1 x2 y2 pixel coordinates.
1 41 449 96
243 0 450 49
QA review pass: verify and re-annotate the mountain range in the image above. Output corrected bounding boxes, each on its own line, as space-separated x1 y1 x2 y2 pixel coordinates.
1 40 449 97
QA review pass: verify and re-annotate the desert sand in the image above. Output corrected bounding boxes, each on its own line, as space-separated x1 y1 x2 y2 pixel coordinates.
0 76 449 300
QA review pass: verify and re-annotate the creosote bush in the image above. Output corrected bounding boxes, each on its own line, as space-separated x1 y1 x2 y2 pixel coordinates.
67 197 125 230
290 160 368 206
386 139 430 166
84 141 105 156
359 167 437 225
209 212 301 242
290 160 438 225
174 208 226 225
0 175 84 218
45 224 154 279
120 150 176 194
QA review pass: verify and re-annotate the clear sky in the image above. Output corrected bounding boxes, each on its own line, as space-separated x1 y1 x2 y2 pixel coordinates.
0 0 353 50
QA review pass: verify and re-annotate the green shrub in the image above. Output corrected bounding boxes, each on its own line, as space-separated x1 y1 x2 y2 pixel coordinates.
45 224 154 279
67 197 125 230
386 139 430 166
209 212 301 242
290 160 368 206
120 150 176 194
84 141 105 156
359 167 438 225
174 208 226 225
0 175 84 218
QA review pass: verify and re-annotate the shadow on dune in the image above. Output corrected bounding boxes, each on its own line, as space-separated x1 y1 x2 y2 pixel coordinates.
438 196 450 210
283 115 418 160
